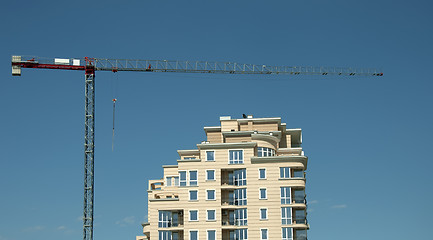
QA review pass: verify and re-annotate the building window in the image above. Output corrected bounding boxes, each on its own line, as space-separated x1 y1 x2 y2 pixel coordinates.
207 230 216 240
230 229 248 240
259 188 267 200
259 168 266 179
207 210 216 221
294 209 306 224
184 157 196 160
189 210 198 221
234 188 247 205
174 176 179 186
189 170 198 186
281 207 292 225
179 171 187 186
295 229 307 240
158 211 171 228
293 169 304 178
206 170 215 181
229 150 243 164
234 208 247 226
280 187 291 204
260 208 268 220
207 190 216 200
166 177 172 187
293 189 305 204
257 147 275 157
260 229 268 240
190 230 198 240
206 151 215 161
282 227 293 240
158 230 172 240
189 190 198 201
280 167 290 179
232 169 246 186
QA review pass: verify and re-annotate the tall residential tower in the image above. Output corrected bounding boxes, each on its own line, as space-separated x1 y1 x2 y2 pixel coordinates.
137 116 309 240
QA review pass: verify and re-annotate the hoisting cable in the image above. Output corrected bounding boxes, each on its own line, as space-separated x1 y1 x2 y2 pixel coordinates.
111 67 118 151
112 98 117 151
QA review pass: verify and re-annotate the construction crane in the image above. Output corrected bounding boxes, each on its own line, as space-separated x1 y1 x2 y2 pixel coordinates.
10 55 383 240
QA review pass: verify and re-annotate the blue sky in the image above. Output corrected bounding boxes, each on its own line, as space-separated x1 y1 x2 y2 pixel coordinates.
1 0 432 240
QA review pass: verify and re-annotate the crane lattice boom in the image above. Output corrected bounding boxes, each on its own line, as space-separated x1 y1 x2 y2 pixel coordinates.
12 55 383 76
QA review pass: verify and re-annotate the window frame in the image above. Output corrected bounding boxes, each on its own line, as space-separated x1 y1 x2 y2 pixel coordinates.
280 187 291 204
189 170 198 186
179 171 187 186
206 189 216 201
282 227 293 240
280 167 291 179
281 207 292 225
258 168 266 179
228 149 244 164
259 188 267 200
206 169 216 181
165 176 172 187
260 208 268 220
206 150 215 161
189 230 199 240
189 189 198 201
260 228 268 240
189 209 199 222
206 209 216 221
207 229 217 240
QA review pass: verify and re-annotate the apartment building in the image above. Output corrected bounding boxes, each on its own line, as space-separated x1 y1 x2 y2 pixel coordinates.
137 115 308 240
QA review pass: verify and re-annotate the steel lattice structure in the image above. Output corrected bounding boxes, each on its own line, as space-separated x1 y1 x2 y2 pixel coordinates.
11 55 383 240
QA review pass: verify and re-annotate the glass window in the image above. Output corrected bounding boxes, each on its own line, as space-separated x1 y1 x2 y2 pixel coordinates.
261 229 268 240
207 210 216 221
293 189 305 204
206 170 215 180
184 157 196 160
189 210 198 221
259 168 266 179
257 147 275 157
159 230 172 240
158 211 172 228
179 171 187 186
281 207 292 225
229 150 243 164
280 167 290 179
294 209 306 224
280 187 291 204
189 170 198 186
282 227 293 240
207 230 216 240
174 176 179 186
260 208 267 220
234 208 247 226
166 177 172 187
233 169 246 186
206 151 215 161
230 229 248 240
259 188 267 199
189 190 198 201
295 229 307 240
190 230 198 240
293 169 304 178
234 188 247 205
207 190 216 200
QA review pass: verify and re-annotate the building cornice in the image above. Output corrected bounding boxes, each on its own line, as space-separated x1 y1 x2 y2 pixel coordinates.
251 156 308 169
197 142 257 149
162 165 178 168
251 133 281 143
177 159 201 163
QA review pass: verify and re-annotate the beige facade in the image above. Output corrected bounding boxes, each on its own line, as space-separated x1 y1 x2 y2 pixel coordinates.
138 116 308 240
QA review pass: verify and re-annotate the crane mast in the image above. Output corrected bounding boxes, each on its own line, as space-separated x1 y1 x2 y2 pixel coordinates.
11 55 383 240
